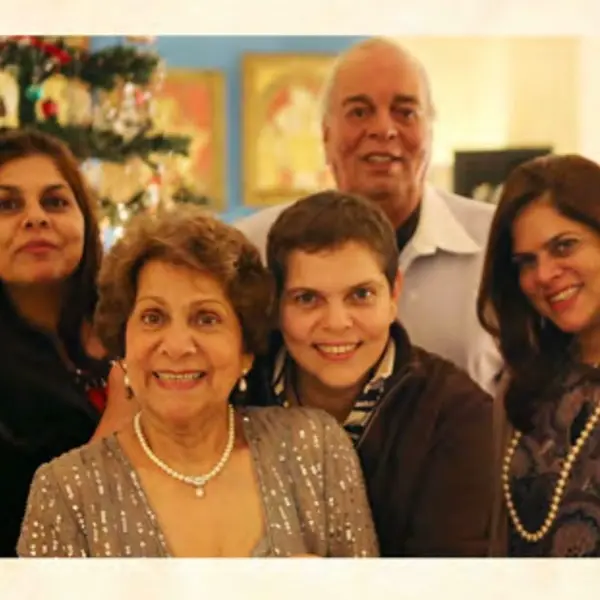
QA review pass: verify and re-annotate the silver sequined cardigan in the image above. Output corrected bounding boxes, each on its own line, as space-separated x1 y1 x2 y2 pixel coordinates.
17 406 379 558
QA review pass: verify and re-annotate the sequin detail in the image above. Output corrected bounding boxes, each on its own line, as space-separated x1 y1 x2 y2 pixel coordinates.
17 406 378 558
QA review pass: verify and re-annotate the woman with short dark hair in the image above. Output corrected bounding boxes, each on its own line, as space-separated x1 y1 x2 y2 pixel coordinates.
249 189 493 557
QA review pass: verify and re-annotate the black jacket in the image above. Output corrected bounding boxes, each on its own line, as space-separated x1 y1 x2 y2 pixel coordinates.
0 307 106 557
248 322 494 556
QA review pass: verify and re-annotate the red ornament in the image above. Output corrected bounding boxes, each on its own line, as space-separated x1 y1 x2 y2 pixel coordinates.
41 98 58 119
134 88 147 106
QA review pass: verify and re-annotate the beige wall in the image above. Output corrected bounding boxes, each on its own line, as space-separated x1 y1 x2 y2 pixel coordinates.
393 36 581 190
578 37 600 163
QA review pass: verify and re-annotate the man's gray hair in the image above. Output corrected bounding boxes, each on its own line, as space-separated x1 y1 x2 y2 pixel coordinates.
319 37 436 124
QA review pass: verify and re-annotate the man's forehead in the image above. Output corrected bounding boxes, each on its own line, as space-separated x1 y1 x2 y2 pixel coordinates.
330 50 426 101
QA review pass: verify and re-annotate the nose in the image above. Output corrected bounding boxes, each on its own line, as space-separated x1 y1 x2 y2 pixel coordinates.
367 109 398 141
22 202 49 229
321 301 353 331
535 255 562 285
158 321 197 358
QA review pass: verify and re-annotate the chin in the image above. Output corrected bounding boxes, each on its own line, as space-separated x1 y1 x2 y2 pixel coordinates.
363 183 397 199
148 398 201 422
23 271 68 285
319 373 364 392
550 316 591 335
160 409 201 431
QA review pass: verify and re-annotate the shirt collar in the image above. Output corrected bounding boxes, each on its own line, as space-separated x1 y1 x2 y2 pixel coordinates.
408 184 481 258
272 337 396 399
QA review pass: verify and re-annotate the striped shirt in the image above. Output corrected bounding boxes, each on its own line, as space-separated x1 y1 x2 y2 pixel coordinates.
271 340 396 444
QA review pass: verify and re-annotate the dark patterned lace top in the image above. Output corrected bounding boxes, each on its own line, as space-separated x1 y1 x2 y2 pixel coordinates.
509 375 600 557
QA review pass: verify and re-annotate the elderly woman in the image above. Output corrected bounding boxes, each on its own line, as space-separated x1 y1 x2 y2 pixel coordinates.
478 154 600 557
17 206 378 558
0 129 128 557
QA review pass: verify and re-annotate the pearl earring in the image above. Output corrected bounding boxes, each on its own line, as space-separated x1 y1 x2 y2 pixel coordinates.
121 362 134 400
238 372 248 393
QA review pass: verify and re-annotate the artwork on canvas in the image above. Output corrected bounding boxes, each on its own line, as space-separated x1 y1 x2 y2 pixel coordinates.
242 53 336 207
151 68 226 209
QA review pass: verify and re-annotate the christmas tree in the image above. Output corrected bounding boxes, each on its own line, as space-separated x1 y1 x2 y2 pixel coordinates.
0 35 210 233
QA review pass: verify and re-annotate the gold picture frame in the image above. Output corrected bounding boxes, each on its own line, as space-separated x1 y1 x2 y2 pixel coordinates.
242 53 336 208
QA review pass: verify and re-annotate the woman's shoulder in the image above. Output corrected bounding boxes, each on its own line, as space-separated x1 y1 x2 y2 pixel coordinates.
32 435 119 486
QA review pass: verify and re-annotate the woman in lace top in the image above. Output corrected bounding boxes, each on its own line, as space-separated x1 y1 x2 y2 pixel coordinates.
477 154 600 556
17 206 378 558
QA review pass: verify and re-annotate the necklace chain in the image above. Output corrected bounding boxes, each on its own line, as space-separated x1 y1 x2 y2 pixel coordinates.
502 394 600 543
133 405 236 498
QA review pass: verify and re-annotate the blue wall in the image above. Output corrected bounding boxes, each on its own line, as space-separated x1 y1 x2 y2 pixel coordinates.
90 36 365 222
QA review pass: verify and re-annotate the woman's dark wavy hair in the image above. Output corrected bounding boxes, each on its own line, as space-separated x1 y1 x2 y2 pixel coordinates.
0 128 103 367
476 154 600 432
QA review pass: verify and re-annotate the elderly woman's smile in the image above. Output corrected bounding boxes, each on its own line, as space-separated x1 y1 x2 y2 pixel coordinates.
152 369 207 389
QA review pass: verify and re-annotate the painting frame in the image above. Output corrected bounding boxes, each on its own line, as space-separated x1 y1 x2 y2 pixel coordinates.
242 52 336 208
153 67 227 210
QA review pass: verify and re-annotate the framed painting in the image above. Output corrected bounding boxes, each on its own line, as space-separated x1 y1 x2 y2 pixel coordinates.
242 53 336 208
453 147 552 205
151 68 226 209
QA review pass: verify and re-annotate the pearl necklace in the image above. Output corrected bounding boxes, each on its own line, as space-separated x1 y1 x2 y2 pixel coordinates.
502 396 600 543
133 405 236 498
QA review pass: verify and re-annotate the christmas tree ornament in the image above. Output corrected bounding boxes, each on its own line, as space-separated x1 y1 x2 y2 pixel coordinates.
41 98 58 119
146 165 164 210
43 58 57 73
25 84 43 102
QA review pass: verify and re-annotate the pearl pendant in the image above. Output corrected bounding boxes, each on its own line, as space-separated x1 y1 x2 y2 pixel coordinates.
195 485 205 498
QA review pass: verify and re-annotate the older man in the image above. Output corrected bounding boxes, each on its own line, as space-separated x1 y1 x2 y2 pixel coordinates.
235 37 501 393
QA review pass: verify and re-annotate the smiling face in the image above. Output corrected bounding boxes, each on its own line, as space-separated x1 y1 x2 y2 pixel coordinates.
512 195 600 344
322 42 432 226
124 259 253 428
279 241 399 393
0 154 85 288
